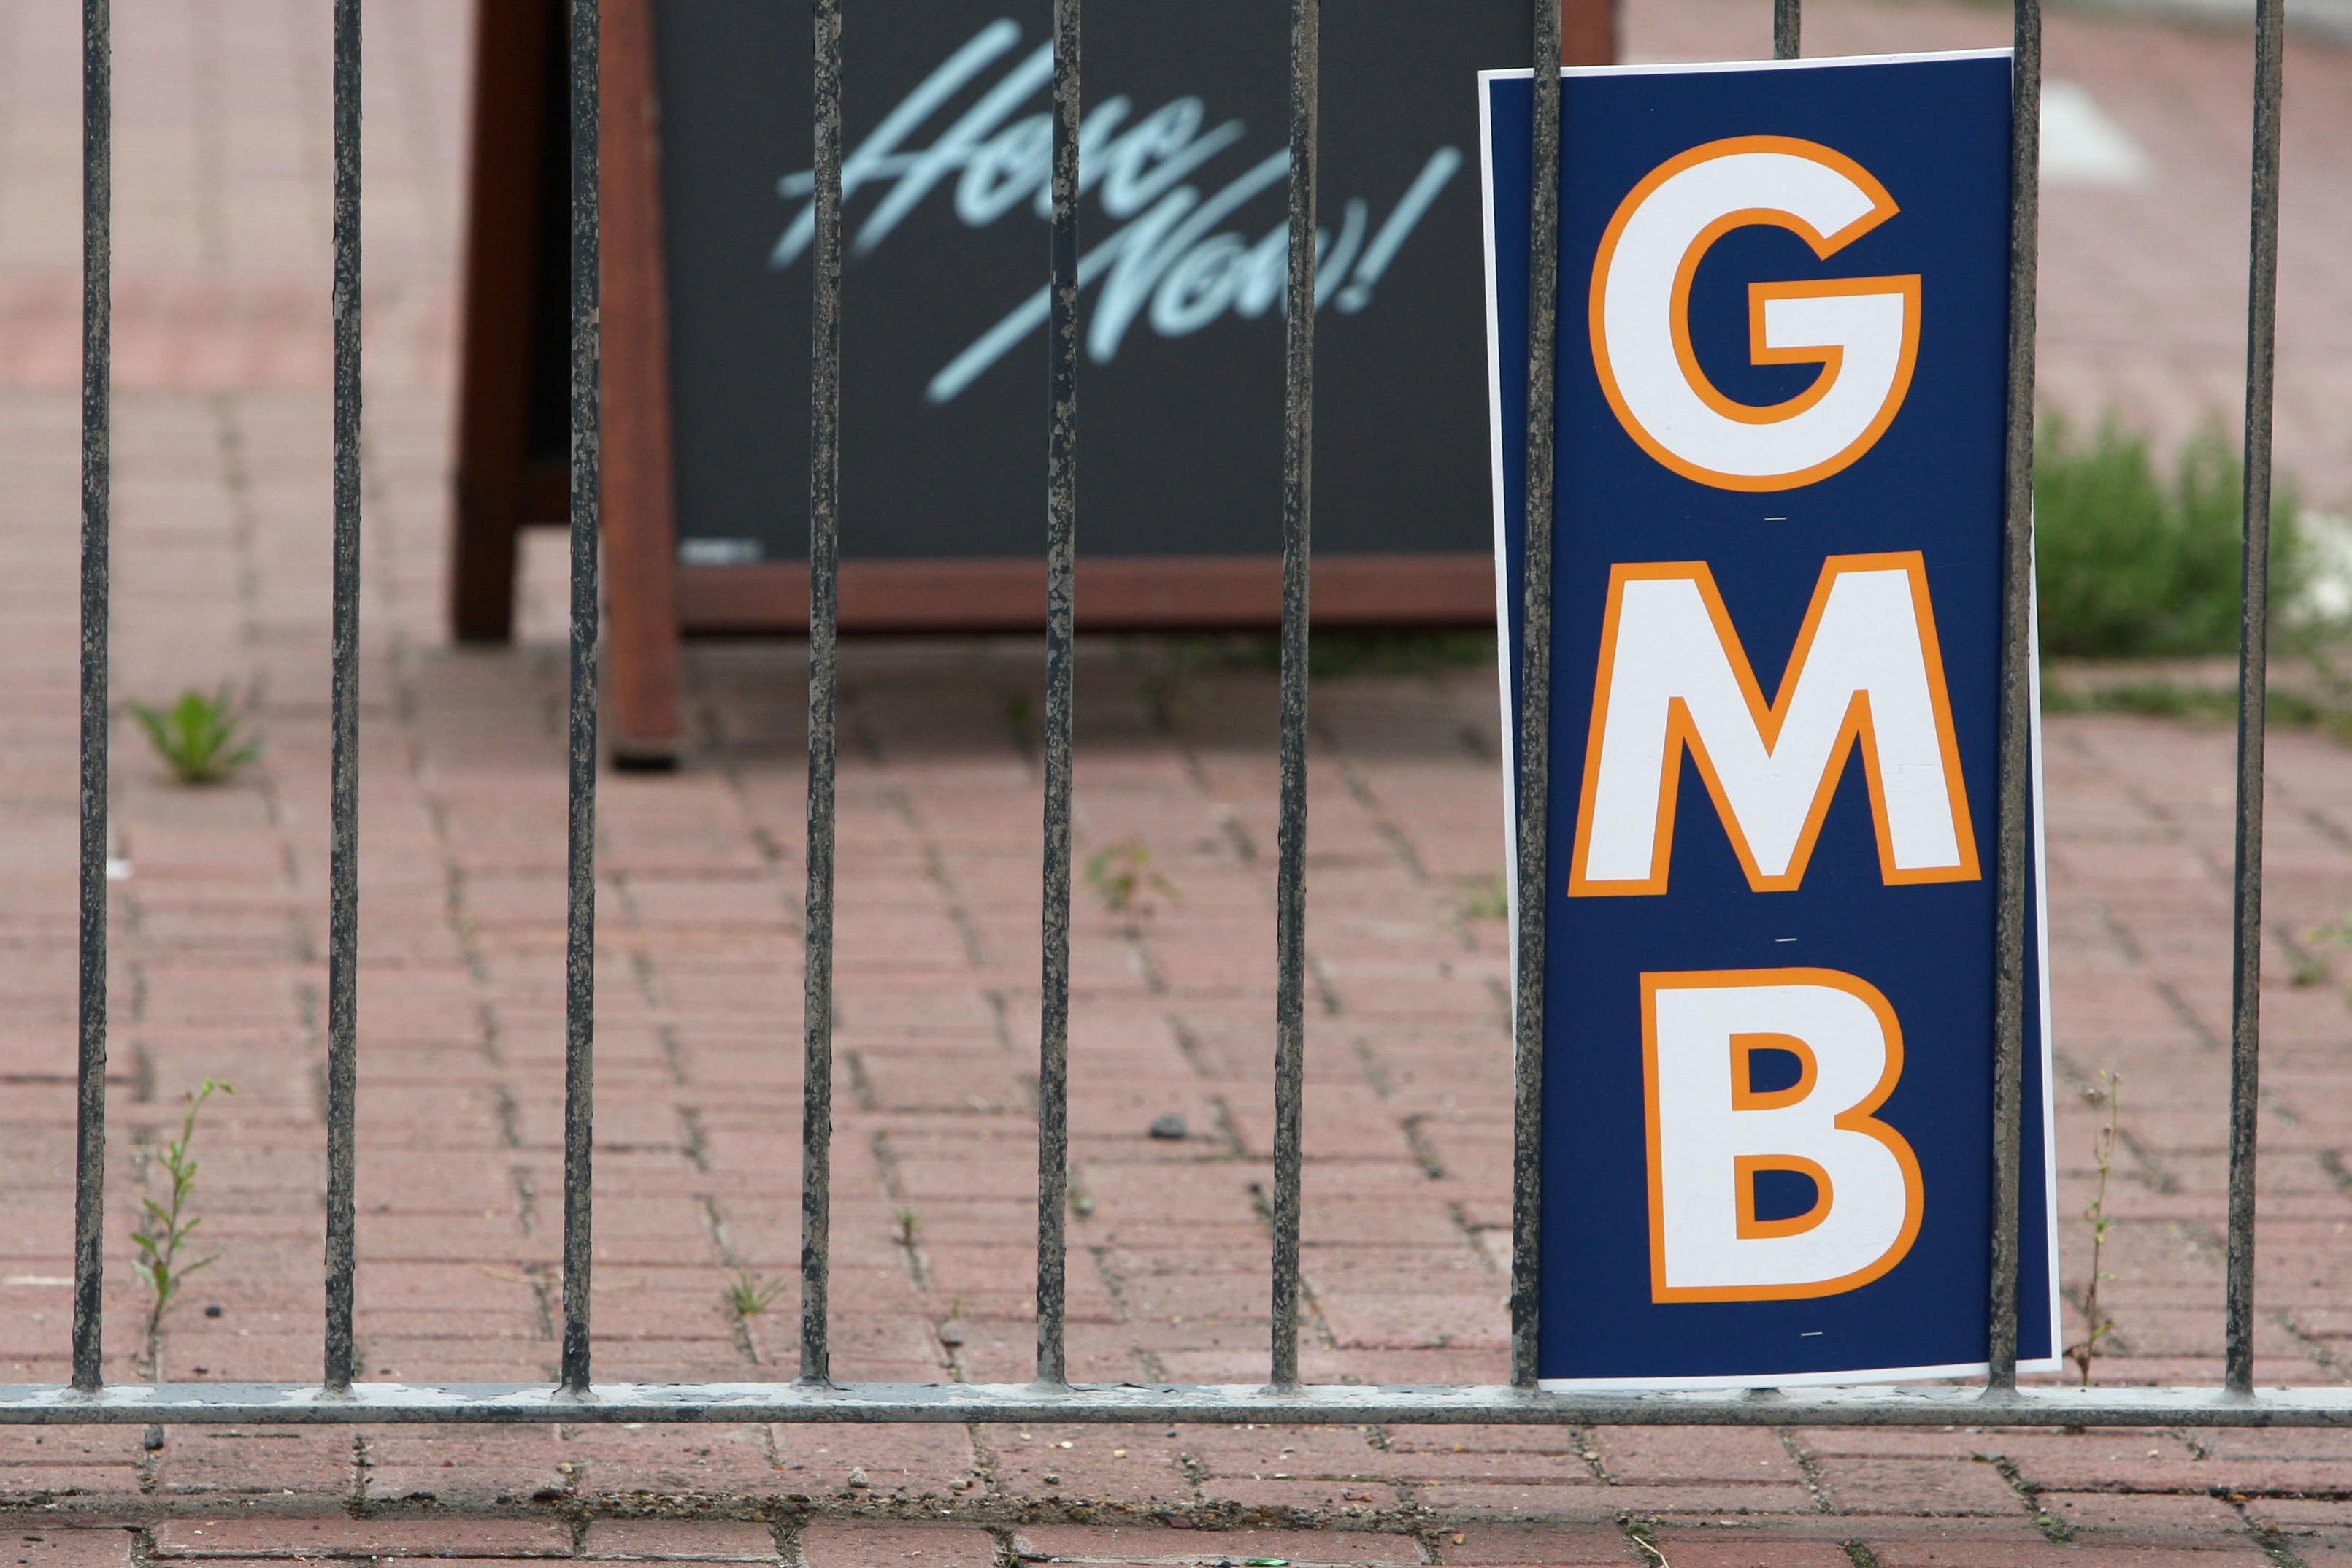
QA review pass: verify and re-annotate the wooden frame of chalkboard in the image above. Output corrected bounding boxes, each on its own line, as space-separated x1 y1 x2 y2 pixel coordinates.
453 0 682 760
450 0 1615 764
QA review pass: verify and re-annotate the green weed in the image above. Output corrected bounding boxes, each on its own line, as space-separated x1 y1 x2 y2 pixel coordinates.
2297 920 2352 988
131 1080 234 1348
1085 839 1176 922
2067 1071 2121 1387
128 687 262 784
720 1264 787 1322
1458 875 1509 922
1621 1515 1669 1568
2035 413 2305 659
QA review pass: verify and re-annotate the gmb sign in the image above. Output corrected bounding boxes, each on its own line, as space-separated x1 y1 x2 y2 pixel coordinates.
1480 53 2059 1386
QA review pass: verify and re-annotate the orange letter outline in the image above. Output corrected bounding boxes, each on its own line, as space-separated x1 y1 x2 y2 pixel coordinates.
1590 135 1923 493
1642 966 1925 1304
1567 551 1981 898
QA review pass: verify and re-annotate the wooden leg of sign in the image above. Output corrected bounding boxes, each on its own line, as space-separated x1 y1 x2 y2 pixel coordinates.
599 0 685 767
450 0 555 645
1565 0 1618 66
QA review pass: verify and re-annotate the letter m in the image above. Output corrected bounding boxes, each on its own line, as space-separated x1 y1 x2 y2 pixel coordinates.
1569 552 1979 896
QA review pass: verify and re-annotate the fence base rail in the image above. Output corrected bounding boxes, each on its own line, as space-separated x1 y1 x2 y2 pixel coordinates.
3 1382 2349 1427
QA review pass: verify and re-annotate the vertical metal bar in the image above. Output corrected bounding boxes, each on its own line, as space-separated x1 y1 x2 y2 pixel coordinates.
799 0 843 1391
69 0 112 1399
559 0 602 1397
323 0 364 1395
1510 0 1563 1395
1268 0 1318 1396
1034 0 1080 1392
1773 0 1801 58
2224 0 2284 1401
1986 0 2041 1395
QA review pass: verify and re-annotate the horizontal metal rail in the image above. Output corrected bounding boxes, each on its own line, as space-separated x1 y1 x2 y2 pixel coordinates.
36 0 2299 1431
4 1383 2351 1427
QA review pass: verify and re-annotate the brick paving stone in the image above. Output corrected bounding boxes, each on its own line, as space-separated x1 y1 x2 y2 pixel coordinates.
0 1431 147 1502
579 1521 783 1561
793 1523 997 1568
1402 1481 1623 1521
550 1426 786 1498
1569 1480 1821 1518
1801 1453 2025 1517
148 1427 356 1499
356 1428 572 1509
1192 1477 1405 1514
1873 1547 2272 1567
2040 1489 2253 1535
2250 1496 2352 1534
1013 1525 1426 1564
1 1534 136 1568
1632 1542 1856 1567
989 1435 1196 1508
1430 1523 1637 1564
1588 1428 1797 1486
150 1516 571 1557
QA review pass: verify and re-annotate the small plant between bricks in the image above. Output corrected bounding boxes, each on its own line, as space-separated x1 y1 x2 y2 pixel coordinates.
2297 918 2352 988
2067 1070 2122 1386
720 1264 787 1323
1457 873 1508 923
131 1080 234 1349
1085 839 1175 925
128 687 262 785
1621 1514 1669 1568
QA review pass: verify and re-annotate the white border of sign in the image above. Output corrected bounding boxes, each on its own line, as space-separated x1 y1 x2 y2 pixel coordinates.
1477 58 2064 1389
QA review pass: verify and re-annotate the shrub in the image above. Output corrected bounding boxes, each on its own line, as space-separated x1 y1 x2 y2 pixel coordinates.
2034 413 2305 659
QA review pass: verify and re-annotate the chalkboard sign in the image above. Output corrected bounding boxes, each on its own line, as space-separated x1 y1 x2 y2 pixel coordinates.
451 0 1610 760
657 1 1526 580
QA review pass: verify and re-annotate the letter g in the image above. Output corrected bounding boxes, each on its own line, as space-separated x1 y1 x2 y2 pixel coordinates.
1591 136 1921 492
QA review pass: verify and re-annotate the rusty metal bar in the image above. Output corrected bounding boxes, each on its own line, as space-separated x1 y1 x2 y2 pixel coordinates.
559 0 602 1397
1268 0 1319 1395
2224 0 2285 1400
323 0 364 1395
1509 0 1563 1395
1774 0 1800 58
1034 0 1080 1392
69 0 112 1399
1986 0 2042 1394
800 0 845 1391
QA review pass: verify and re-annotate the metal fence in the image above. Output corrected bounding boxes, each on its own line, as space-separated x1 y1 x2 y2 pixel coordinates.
1 0 2321 1429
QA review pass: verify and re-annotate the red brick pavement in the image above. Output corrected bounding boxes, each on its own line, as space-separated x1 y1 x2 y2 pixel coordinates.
3 0 2352 1564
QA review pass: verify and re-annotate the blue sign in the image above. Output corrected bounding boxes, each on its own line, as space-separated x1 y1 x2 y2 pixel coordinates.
1481 53 2059 1386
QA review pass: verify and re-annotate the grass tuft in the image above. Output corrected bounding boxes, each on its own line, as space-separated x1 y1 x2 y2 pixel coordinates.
720 1265 787 1323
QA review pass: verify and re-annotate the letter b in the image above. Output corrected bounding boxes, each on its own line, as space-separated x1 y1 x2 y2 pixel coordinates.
1643 969 1922 1302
